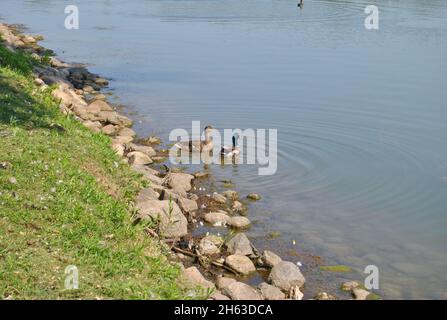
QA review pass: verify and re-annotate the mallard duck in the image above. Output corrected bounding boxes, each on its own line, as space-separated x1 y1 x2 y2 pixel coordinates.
221 135 240 158
174 125 214 152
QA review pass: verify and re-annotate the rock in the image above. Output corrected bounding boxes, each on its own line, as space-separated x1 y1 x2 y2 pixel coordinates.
202 234 224 247
95 77 109 86
314 292 336 300
113 135 134 145
49 57 69 68
226 233 254 256
136 188 160 202
198 238 220 256
225 255 256 275
8 177 17 184
228 216 251 229
289 285 304 300
112 143 125 157
247 193 261 201
83 85 94 93
127 151 152 165
102 124 119 135
177 197 198 213
212 193 227 204
221 282 262 300
126 143 156 157
136 200 187 238
194 171 209 178
352 288 371 300
341 281 360 292
268 261 306 291
97 111 133 127
146 135 161 144
223 190 239 200
209 291 231 300
118 127 136 138
91 93 107 101
34 78 45 86
182 267 215 290
258 283 286 300
216 277 237 290
261 250 282 268
22 35 36 44
164 172 194 195
83 120 101 133
87 100 113 113
203 212 230 226
231 201 245 213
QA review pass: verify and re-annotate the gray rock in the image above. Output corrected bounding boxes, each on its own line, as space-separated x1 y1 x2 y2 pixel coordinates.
221 282 263 300
226 233 254 256
118 127 136 138
216 277 237 290
136 188 160 202
247 193 261 201
136 200 187 238
164 172 194 195
203 212 230 226
268 261 306 291
212 193 227 204
228 216 251 229
182 266 215 290
223 190 239 200
127 151 152 165
198 238 220 256
102 124 119 135
258 283 286 300
177 197 198 213
231 201 245 213
225 255 256 275
261 250 282 268
126 143 156 157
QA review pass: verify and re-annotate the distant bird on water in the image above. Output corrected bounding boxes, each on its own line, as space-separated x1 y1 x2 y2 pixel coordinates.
298 0 303 8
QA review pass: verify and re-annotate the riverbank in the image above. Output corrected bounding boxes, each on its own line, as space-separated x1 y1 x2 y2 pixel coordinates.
0 23 378 300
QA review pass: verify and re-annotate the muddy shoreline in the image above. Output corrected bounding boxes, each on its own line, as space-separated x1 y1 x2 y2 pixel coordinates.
0 22 377 300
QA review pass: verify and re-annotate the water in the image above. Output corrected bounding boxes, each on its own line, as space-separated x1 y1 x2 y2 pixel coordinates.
2 0 447 299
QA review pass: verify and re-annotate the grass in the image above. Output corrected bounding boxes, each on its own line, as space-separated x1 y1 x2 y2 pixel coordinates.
0 40 188 299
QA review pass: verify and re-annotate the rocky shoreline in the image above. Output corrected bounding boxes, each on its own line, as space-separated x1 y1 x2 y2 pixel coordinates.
0 23 376 300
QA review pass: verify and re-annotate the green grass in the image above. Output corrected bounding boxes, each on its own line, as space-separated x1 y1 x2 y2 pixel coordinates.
0 41 187 299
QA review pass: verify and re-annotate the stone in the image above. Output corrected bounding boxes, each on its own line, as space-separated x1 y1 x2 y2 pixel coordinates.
34 78 44 86
136 188 160 202
182 267 215 290
203 212 230 226
112 143 125 157
127 151 152 165
258 283 286 300
164 172 194 194
49 57 69 68
83 85 94 93
221 282 262 300
261 250 282 268
95 77 109 86
341 281 359 292
118 127 136 138
223 190 239 200
226 233 254 256
198 238 220 256
216 277 237 290
202 235 224 247
352 288 371 300
136 200 187 238
212 193 227 204
231 201 245 213
289 285 304 300
97 111 133 127
225 255 256 275
177 197 198 213
247 193 261 201
209 291 231 300
86 100 113 113
83 120 101 133
228 216 251 229
314 292 336 300
102 124 119 135
126 143 156 157
268 261 306 291
194 171 209 178
113 135 134 145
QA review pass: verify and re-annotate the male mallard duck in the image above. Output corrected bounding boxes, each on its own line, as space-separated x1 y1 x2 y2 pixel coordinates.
174 125 214 152
221 135 240 158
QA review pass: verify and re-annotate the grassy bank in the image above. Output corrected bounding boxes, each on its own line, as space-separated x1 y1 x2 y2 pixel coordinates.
0 41 184 299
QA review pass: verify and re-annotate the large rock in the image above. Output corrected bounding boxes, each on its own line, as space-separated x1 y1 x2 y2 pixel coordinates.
223 190 239 200
177 197 198 213
258 283 286 300
182 267 215 290
164 172 194 195
341 281 359 292
268 261 306 291
216 277 237 290
226 233 254 256
212 193 227 204
228 216 251 229
118 127 136 138
136 200 187 238
209 291 231 300
126 143 156 157
102 124 119 135
86 100 113 114
231 201 246 214
198 237 220 256
203 212 230 226
127 151 152 165
136 188 160 202
261 250 282 268
221 282 262 300
225 255 256 275
96 111 133 127
352 288 371 300
247 193 261 201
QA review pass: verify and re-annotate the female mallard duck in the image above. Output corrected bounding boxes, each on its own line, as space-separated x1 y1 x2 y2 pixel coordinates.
174 125 214 152
221 134 240 158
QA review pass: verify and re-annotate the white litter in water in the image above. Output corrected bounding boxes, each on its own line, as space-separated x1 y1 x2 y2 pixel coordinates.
297 262 303 267
199 221 204 226
292 240 296 245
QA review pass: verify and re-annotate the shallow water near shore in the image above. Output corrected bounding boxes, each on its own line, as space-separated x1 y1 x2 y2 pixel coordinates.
2 0 447 299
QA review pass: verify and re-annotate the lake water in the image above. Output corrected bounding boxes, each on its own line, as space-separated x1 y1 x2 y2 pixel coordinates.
2 0 447 299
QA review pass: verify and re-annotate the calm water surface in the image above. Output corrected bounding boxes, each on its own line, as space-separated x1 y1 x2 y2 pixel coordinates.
2 0 447 299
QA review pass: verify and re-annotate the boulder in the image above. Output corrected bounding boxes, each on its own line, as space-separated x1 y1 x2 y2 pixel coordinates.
341 281 359 292
225 255 256 275
268 261 306 291
97 111 133 127
164 172 194 194
126 143 156 157
289 285 304 300
112 143 125 157
216 277 237 290
212 193 227 204
127 151 152 165
258 283 286 300
118 127 136 138
352 288 371 300
198 238 220 256
86 100 113 114
247 193 261 201
261 250 282 268
209 291 231 300
182 267 215 290
102 124 119 135
314 292 336 300
223 190 239 200
228 216 251 229
226 233 254 256
136 188 160 202
203 212 230 226
177 197 198 213
231 201 245 213
83 120 101 133
136 200 187 238
221 282 262 300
